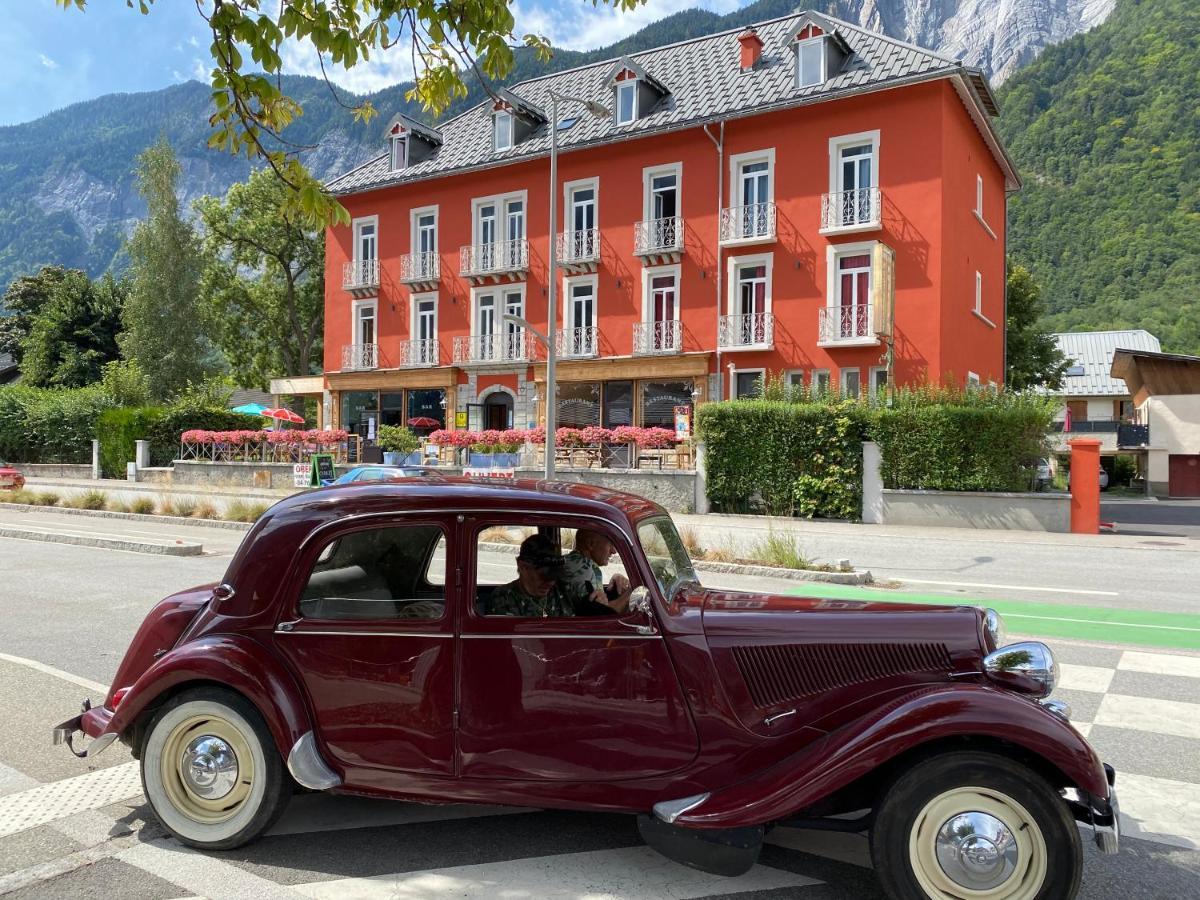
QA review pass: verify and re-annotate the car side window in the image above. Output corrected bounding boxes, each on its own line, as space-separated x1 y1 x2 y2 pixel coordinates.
300 524 446 620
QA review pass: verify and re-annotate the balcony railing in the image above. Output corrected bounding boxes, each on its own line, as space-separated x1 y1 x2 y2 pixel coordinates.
818 304 875 345
400 251 439 284
342 259 379 291
719 202 776 244
1118 422 1150 446
400 338 440 368
453 332 529 365
1050 418 1120 434
459 239 529 278
718 312 774 349
558 326 598 359
633 320 682 355
556 229 599 267
341 343 378 371
821 187 882 232
634 217 683 255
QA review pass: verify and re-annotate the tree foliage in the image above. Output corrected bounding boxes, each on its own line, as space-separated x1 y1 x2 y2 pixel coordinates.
121 138 217 400
196 168 324 387
1005 263 1069 390
19 270 125 389
0 266 68 365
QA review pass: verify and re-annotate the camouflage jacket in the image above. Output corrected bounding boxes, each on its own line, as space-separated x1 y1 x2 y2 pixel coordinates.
485 580 575 618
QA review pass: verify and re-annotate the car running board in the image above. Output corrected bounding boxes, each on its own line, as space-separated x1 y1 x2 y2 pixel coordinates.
637 815 764 877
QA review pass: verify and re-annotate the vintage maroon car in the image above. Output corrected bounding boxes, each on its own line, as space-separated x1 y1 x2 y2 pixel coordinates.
54 479 1118 898
0 461 25 490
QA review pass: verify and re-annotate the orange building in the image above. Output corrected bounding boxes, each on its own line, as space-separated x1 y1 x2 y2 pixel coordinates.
321 9 1017 438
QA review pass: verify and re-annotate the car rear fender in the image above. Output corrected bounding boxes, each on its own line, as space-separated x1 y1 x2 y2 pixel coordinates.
671 683 1107 829
105 634 311 761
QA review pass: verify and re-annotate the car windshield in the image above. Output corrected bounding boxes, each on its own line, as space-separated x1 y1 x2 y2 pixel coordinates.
636 516 698 598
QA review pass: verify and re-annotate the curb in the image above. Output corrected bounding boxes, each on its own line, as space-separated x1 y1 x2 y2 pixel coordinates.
0 525 203 557
0 503 255 532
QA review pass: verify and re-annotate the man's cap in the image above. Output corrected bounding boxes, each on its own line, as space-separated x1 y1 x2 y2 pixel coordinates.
517 534 564 573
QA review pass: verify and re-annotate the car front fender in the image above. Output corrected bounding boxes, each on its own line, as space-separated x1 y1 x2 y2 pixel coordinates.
672 683 1107 829
102 634 311 761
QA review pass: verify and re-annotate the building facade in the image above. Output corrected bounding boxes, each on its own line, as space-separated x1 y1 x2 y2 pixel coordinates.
1111 349 1200 498
321 10 1016 440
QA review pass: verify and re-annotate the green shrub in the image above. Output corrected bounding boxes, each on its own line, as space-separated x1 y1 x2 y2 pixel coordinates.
377 424 421 457
96 407 166 478
0 385 113 463
130 497 156 515
143 405 262 466
1113 455 1136 486
172 496 197 517
748 530 811 569
32 491 60 506
71 490 108 510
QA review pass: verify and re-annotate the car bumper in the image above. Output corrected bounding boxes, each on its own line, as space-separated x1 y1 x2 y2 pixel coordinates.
1091 763 1120 855
51 699 117 758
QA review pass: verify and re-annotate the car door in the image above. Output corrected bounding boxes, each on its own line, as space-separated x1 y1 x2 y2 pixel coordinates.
456 514 699 782
273 516 456 777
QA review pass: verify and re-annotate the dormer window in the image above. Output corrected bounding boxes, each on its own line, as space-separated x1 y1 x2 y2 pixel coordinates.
616 81 637 125
384 115 441 173
494 110 514 151
390 135 408 171
787 17 850 91
796 36 825 88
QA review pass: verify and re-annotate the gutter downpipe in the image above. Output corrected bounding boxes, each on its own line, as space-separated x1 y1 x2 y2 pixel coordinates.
703 121 725 400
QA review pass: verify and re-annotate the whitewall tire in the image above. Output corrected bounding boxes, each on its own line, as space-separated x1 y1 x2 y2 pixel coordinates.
140 687 291 849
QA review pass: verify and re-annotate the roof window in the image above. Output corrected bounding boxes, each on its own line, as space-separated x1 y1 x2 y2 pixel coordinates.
494 110 514 151
786 16 850 90
488 91 547 154
605 57 669 127
384 115 442 172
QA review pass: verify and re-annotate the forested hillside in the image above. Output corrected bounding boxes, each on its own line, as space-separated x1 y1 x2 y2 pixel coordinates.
997 0 1200 354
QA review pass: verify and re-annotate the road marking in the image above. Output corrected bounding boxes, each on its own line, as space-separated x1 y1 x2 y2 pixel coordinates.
1004 613 1200 633
1114 772 1200 850
1120 650 1200 679
292 845 818 899
117 840 309 900
1094 694 1200 741
0 837 142 896
1057 663 1115 694
0 652 108 695
898 578 1119 597
0 762 140 839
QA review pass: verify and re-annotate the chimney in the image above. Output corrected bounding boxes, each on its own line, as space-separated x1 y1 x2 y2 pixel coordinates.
737 28 763 72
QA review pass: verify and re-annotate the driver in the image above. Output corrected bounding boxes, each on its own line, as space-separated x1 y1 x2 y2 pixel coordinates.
485 534 571 617
559 529 632 615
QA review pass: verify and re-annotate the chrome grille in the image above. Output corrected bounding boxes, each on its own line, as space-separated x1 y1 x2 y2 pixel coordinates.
732 642 952 708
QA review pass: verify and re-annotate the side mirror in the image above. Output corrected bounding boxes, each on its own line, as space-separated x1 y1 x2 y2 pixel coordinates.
211 583 236 607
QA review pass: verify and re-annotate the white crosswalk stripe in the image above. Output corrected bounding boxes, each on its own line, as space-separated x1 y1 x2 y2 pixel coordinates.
1093 694 1200 740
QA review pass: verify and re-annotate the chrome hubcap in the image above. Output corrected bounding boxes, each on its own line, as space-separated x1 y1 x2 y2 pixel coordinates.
181 735 238 800
934 811 1018 891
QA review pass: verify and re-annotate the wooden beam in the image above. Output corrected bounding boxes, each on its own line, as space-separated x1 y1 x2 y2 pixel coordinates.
532 353 711 383
327 367 458 391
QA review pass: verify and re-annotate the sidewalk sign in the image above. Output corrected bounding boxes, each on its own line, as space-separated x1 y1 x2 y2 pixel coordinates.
673 406 692 441
292 463 310 488
310 453 336 487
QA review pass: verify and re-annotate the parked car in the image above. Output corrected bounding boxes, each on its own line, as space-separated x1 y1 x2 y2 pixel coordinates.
0 460 25 490
52 480 1118 898
328 465 441 485
1066 467 1110 491
1035 458 1052 489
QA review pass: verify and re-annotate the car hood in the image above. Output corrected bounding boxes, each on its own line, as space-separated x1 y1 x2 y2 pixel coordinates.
689 586 988 735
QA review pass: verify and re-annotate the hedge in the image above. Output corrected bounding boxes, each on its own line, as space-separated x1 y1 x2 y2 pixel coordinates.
96 407 165 477
0 385 113 463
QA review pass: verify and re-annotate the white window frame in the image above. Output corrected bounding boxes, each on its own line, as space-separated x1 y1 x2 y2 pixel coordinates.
563 177 599 235
728 148 775 209
410 205 438 257
493 110 514 152
389 135 407 171
967 371 981 390
352 215 379 263
795 36 826 88
840 367 862 398
351 298 377 347
642 162 682 223
975 270 983 314
974 174 997 239
732 367 766 400
471 286 498 339
471 190 528 246
812 369 831 394
562 273 598 333
825 239 876 311
640 263 682 325
828 130 880 197
726 252 774 317
785 370 805 390
869 365 888 397
411 292 438 343
615 80 637 125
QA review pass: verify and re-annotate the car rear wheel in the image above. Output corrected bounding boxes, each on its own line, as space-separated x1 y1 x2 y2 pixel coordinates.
140 687 291 849
870 751 1081 900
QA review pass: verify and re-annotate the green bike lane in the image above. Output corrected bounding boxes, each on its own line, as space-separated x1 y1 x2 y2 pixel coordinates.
784 581 1200 651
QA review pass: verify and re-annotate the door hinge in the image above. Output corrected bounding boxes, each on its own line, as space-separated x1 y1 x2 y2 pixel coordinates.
453 709 460 729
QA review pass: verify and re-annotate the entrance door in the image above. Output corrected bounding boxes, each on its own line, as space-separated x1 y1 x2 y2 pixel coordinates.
457 516 698 781
484 394 512 430
274 520 456 776
1169 455 1200 497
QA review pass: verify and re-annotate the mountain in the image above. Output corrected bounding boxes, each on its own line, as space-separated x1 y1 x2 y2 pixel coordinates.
996 0 1200 355
0 0 1115 299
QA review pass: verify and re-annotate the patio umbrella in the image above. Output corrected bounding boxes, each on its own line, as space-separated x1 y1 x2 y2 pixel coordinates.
231 402 268 415
261 408 306 427
407 417 441 429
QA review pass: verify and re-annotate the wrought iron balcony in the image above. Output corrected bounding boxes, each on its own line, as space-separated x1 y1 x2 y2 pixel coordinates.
818 304 877 346
452 332 529 366
558 326 598 359
820 187 882 233
633 320 682 355
400 338 440 368
556 229 599 270
459 240 529 280
341 343 378 371
342 259 379 293
1050 418 1120 434
400 251 439 285
1118 422 1150 447
719 202 776 245
634 217 683 258
718 312 774 350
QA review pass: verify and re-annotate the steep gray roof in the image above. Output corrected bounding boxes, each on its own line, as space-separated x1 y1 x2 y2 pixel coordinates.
328 9 999 196
1052 330 1163 397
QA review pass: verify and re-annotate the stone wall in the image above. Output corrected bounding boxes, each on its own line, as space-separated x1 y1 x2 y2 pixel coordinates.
11 463 92 479
539 467 696 513
171 460 301 490
880 489 1071 532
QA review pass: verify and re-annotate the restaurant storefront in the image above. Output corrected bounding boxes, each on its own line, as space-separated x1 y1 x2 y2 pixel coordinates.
327 368 457 442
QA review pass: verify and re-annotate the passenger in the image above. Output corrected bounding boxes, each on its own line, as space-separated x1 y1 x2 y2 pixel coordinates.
559 529 631 615
486 534 571 617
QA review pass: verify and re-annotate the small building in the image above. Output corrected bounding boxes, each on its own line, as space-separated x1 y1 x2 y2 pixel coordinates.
1110 349 1200 498
1048 330 1160 455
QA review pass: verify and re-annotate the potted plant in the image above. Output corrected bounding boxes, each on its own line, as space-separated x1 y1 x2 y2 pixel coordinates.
377 425 421 465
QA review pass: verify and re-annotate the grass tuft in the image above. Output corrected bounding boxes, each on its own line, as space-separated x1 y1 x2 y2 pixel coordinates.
1 487 36 504
156 497 177 517
129 497 156 515
71 490 108 511
193 501 219 520
172 497 197 518
32 491 60 507
747 529 811 570
678 526 705 558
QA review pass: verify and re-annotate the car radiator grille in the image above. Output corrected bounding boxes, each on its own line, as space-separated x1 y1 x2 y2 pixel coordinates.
732 642 953 708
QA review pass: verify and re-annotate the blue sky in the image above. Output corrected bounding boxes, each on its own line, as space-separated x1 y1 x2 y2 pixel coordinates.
0 0 749 128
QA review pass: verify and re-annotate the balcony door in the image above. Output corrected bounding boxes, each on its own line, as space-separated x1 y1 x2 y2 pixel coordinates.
476 293 496 361
355 219 377 264
838 143 874 225
567 279 595 356
477 203 497 270
739 161 769 237
568 186 595 259
735 263 767 344
505 199 525 267
503 290 524 360
650 273 677 352
649 171 677 250
837 254 871 339
415 297 437 365
415 211 436 276
352 301 377 369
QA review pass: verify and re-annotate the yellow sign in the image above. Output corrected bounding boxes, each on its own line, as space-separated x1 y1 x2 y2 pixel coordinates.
455 411 468 428
873 242 895 338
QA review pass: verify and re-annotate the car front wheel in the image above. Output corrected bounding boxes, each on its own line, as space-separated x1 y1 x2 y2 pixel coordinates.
870 751 1082 900
140 687 291 849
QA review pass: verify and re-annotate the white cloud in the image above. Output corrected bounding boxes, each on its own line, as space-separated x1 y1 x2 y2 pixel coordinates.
512 0 747 52
279 33 416 96
187 34 201 49
191 58 211 81
38 53 58 70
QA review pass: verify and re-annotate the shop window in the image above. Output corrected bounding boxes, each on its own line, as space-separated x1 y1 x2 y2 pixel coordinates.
407 389 446 435
558 382 601 427
641 380 693 428
603 381 634 427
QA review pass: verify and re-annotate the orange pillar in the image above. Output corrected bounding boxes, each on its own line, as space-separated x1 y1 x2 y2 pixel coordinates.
1068 437 1102 534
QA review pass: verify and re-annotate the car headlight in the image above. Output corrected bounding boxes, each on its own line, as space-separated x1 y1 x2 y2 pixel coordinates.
983 608 1006 650
983 641 1058 699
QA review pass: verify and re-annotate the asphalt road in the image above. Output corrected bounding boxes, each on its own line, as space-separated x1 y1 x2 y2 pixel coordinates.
1101 498 1200 538
2 530 1200 898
